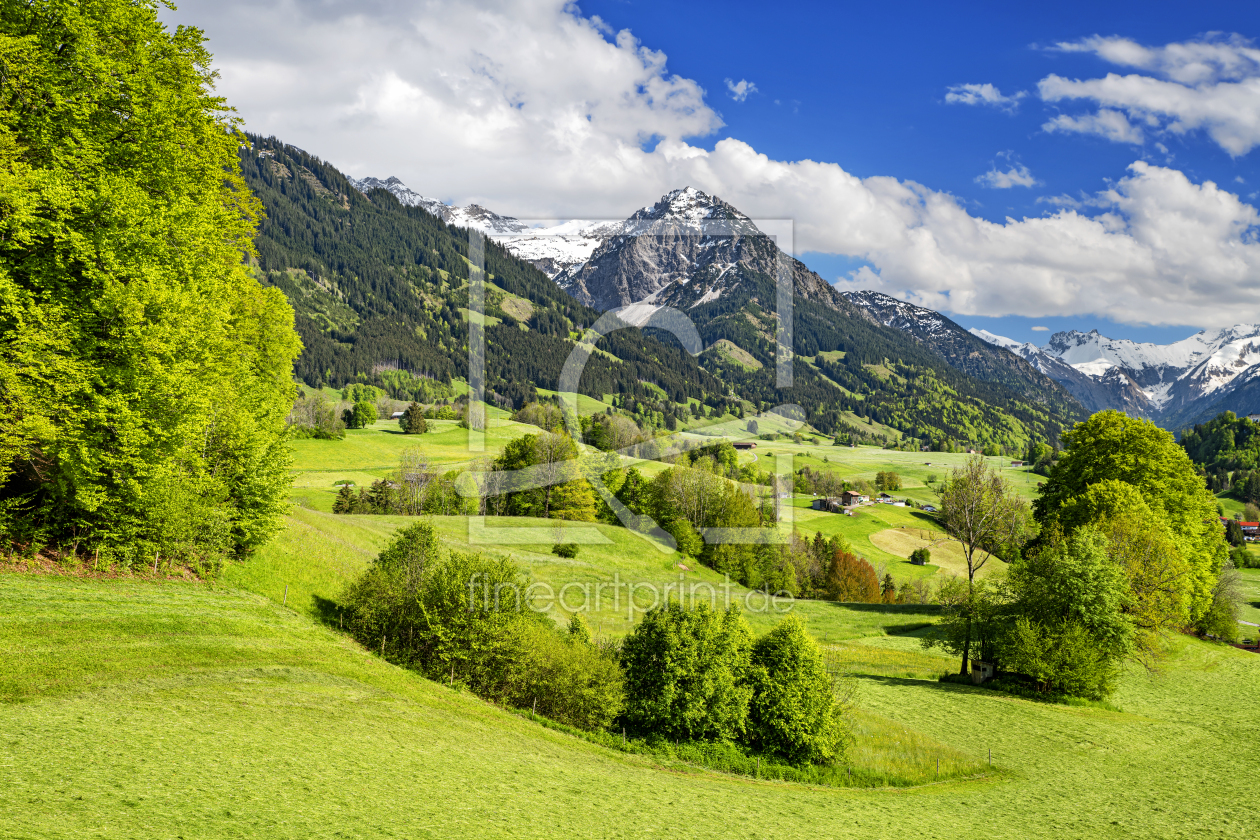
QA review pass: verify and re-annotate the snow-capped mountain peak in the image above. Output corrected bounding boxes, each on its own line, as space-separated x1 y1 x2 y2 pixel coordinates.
349 175 449 219
968 321 1260 423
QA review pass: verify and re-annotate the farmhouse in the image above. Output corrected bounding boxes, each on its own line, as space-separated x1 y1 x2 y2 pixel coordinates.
841 490 868 506
731 441 757 450
1220 517 1259 540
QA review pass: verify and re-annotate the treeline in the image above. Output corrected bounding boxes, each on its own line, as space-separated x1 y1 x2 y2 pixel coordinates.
1180 411 1260 500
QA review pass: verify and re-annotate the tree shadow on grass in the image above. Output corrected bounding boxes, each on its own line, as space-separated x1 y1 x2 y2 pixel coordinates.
312 595 344 628
850 674 1009 699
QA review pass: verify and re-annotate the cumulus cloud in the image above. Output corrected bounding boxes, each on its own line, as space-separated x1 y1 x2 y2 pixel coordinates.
945 83 1026 111
163 1 1260 327
975 154 1039 188
1039 34 1260 156
725 78 757 102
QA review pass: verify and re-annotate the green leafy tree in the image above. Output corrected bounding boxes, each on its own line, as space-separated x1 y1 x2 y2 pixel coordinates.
1035 411 1227 623
1001 617 1117 699
746 615 848 764
400 402 427 434
344 400 376 430
0 0 301 561
1196 560 1243 642
620 602 753 742
515 620 624 730
567 613 591 645
665 518 704 558
1003 527 1132 697
923 576 1008 668
937 456 1030 673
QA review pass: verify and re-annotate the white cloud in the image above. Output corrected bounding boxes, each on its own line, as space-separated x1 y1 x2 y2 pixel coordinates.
725 78 757 102
945 83 1026 111
975 155 1039 189
163 1 1260 327
1042 108 1145 144
1039 35 1260 156
1031 326 1050 331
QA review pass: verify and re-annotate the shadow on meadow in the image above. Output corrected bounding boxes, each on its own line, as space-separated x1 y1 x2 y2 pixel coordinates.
312 594 344 628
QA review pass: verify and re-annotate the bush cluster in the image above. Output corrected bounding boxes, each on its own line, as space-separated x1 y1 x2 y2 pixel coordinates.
342 525 849 770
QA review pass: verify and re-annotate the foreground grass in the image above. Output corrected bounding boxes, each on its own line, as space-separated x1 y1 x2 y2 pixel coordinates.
2 573 1257 839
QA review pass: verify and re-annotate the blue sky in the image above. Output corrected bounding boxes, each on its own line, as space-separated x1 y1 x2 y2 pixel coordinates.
576 0 1260 345
169 0 1260 344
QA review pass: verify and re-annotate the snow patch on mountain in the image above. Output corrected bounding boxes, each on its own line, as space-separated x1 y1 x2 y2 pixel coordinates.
967 328 1026 353
349 175 613 277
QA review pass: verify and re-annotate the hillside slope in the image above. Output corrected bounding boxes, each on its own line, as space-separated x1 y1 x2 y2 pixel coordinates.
239 136 727 411
1 572 1255 838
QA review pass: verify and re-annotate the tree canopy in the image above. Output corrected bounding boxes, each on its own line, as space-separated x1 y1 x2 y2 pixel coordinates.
1034 411 1226 621
0 0 300 564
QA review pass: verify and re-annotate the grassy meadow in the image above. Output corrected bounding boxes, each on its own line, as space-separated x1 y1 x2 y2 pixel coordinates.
3 417 1259 837
2 573 1257 838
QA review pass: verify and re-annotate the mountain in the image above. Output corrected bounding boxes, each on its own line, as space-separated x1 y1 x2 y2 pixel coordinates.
519 187 1083 449
244 139 729 413
840 291 1083 414
968 324 1260 428
287 164 1082 448
348 175 605 277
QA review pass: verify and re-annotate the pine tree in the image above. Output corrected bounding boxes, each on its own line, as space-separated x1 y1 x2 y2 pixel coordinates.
400 402 427 434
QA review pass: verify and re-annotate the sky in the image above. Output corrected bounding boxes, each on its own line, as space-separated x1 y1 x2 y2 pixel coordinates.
162 0 1260 346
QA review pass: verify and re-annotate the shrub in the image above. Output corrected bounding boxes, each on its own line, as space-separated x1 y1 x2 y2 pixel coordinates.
746 615 848 764
1001 617 1117 700
909 547 931 565
552 543 579 559
514 621 624 730
620 602 752 742
341 523 527 698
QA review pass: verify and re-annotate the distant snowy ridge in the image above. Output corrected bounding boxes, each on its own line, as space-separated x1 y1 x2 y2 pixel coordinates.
968 324 1260 424
348 175 609 277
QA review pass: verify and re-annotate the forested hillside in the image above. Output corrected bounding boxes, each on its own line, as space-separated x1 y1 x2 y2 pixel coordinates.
1180 411 1260 500
239 137 728 412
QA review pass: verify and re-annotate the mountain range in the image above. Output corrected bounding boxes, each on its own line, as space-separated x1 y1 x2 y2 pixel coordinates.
356 175 1260 433
341 169 1081 448
967 325 1260 428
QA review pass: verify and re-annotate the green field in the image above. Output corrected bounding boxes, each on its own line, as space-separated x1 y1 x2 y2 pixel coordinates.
287 422 1027 588
5 421 1255 838
2 572 1257 838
